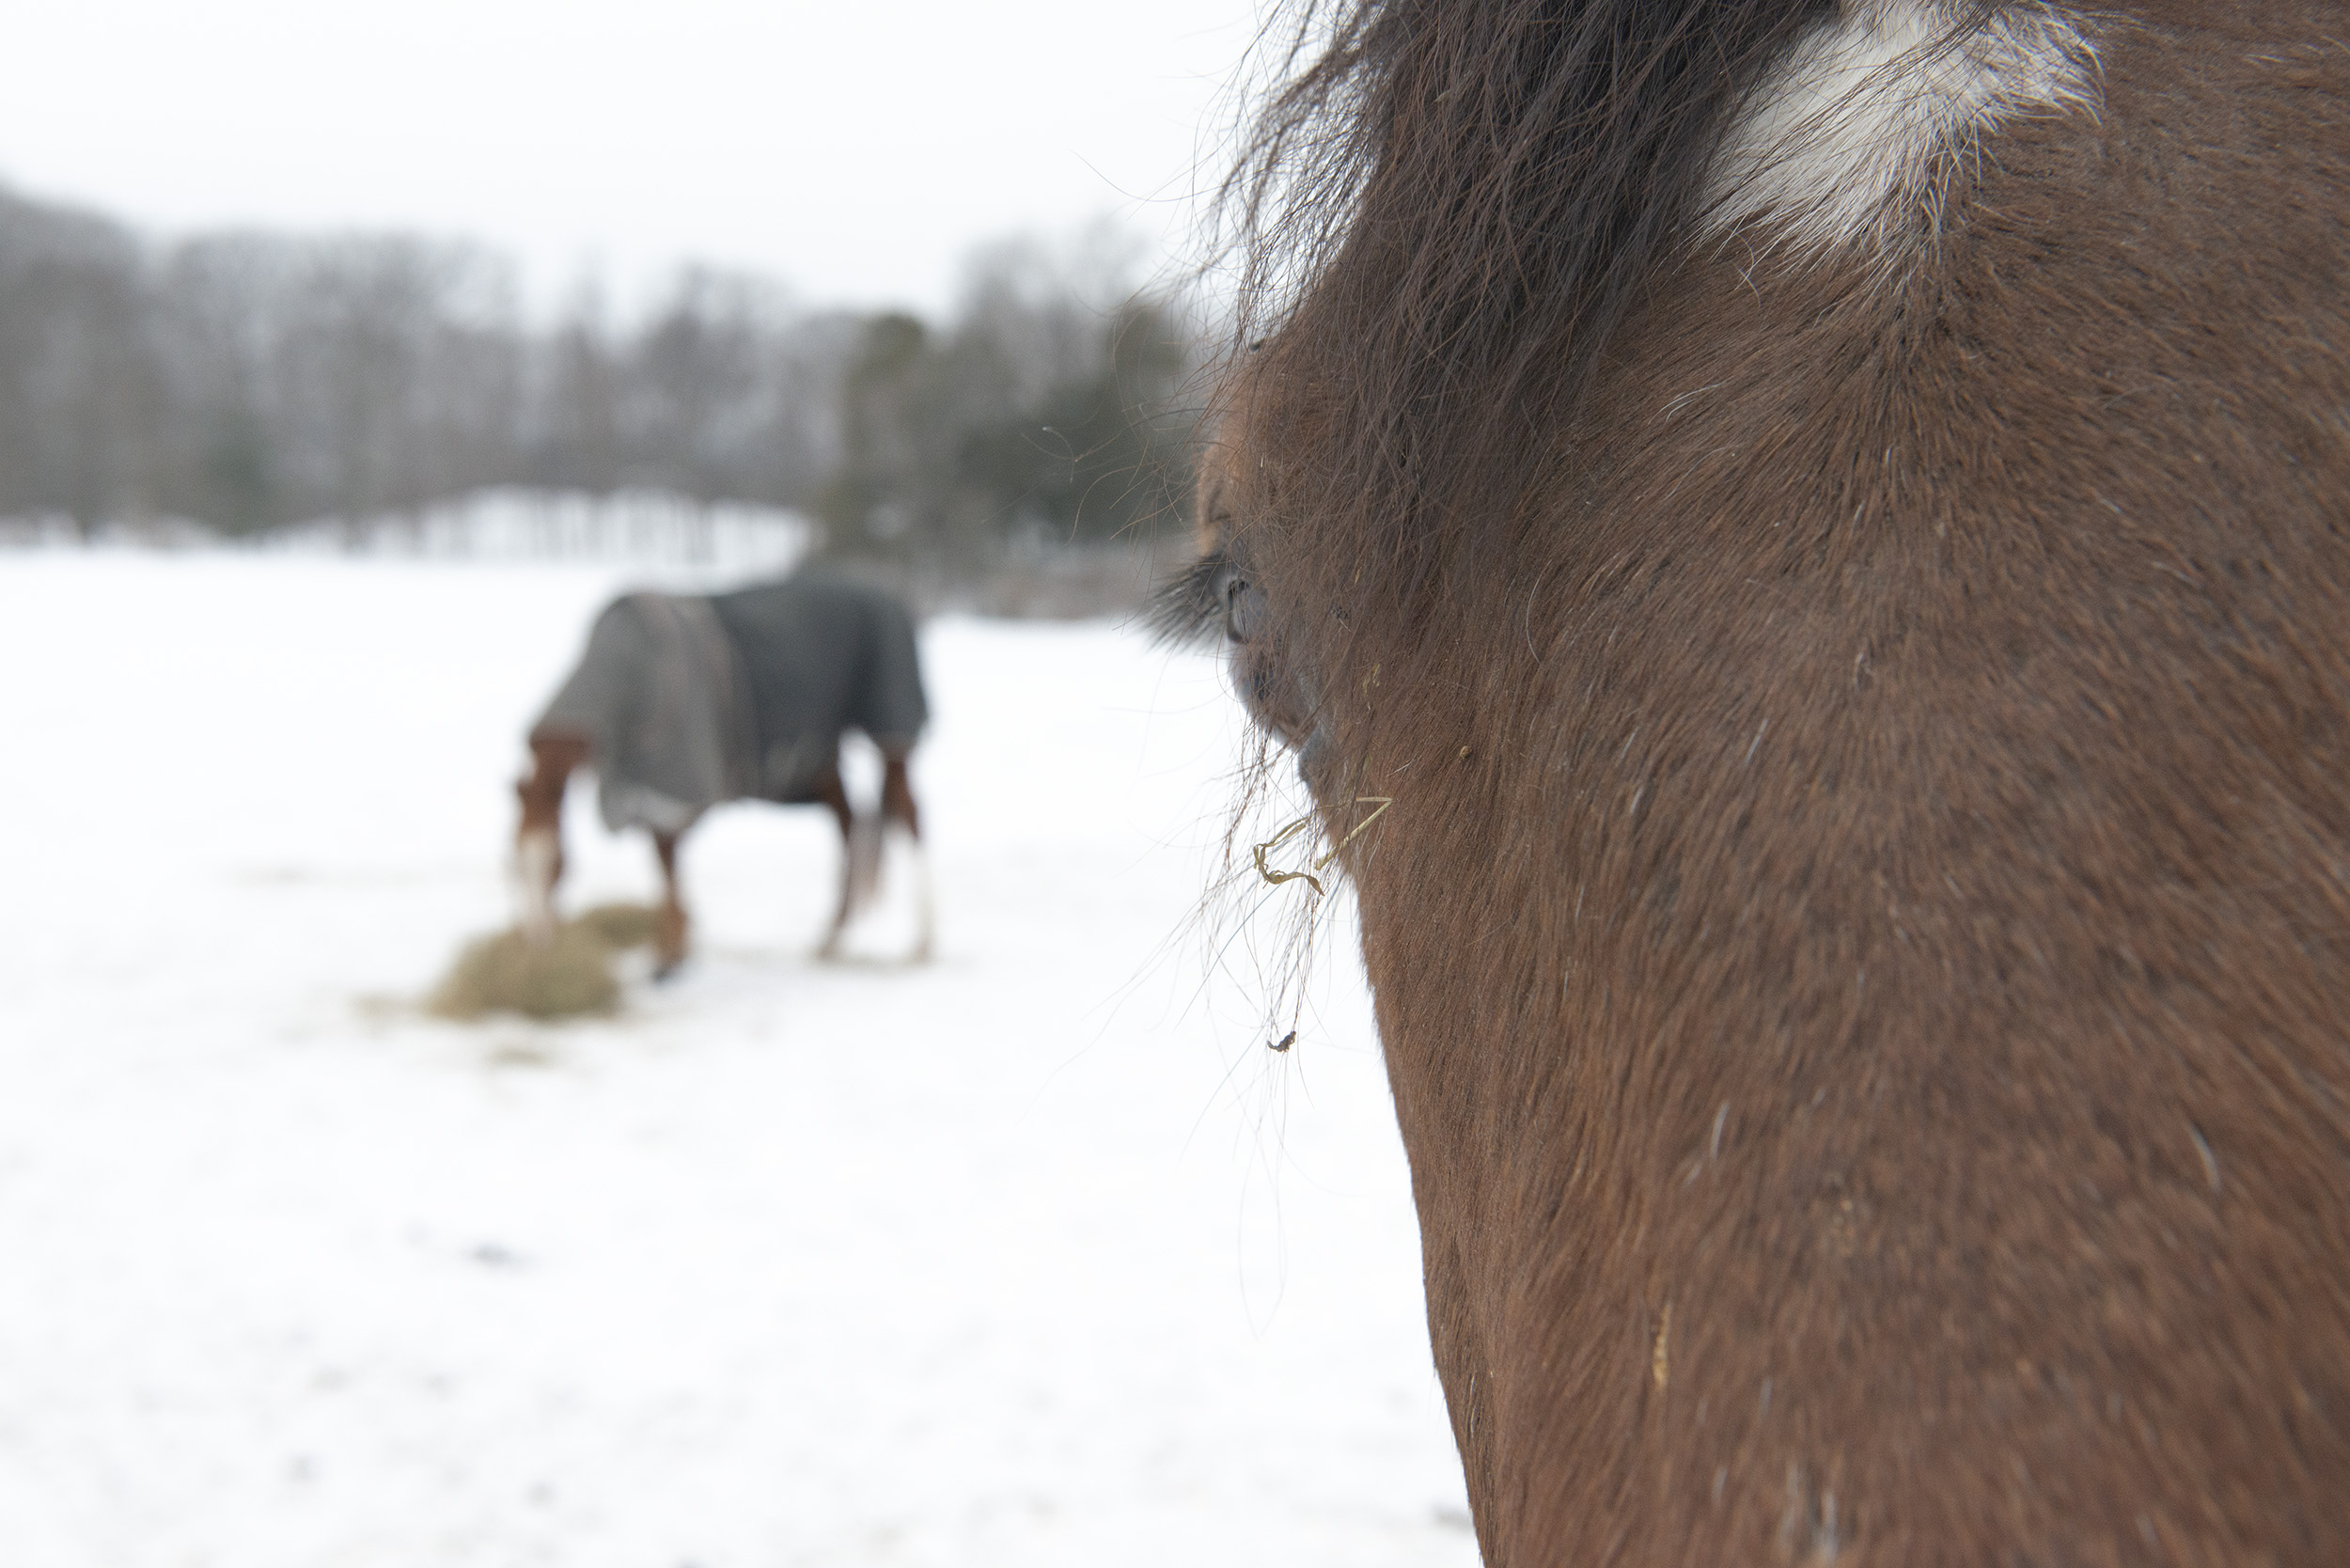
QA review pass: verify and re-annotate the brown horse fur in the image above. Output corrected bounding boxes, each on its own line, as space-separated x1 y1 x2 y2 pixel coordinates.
515 729 927 974
1170 0 2350 1560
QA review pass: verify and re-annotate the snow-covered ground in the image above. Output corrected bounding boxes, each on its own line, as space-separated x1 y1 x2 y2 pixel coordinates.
0 553 1476 1567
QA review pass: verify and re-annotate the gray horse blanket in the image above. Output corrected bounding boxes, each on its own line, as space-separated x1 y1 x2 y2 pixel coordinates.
533 572 929 834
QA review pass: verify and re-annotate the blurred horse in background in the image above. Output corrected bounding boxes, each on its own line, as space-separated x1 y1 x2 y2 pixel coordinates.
1170 0 2350 1559
516 572 932 975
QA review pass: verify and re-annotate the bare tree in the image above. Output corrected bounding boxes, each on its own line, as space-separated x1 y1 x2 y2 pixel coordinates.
0 190 164 535
0 181 1198 581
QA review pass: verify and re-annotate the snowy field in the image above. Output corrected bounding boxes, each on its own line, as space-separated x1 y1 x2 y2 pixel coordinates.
0 553 1476 1567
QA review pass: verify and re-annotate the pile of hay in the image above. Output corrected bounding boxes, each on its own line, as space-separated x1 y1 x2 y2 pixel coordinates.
429 902 663 1021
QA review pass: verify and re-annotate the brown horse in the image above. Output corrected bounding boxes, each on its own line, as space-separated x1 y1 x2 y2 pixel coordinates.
516 574 932 974
1167 0 2350 1559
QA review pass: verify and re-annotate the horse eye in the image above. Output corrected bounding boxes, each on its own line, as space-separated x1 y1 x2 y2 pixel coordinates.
1223 572 1266 645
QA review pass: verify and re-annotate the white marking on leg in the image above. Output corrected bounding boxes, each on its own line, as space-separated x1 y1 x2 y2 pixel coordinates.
816 876 847 962
848 810 884 916
513 827 559 944
818 822 855 961
909 829 935 965
1701 0 2099 256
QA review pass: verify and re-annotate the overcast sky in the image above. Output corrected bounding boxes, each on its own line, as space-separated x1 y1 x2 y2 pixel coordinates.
0 0 1271 316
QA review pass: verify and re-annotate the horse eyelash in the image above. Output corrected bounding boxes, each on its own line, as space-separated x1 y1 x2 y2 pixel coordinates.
1148 552 1233 647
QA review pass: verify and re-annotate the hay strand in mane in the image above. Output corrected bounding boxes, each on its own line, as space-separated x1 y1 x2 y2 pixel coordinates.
1252 814 1328 896
1250 794 1396 897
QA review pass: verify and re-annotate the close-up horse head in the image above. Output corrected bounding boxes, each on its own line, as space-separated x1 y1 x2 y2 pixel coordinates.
1175 0 2350 1559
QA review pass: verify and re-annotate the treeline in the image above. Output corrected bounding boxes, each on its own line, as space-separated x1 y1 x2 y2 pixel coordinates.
0 185 1198 564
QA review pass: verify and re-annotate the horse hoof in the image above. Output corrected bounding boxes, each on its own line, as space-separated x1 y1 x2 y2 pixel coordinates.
651 959 685 983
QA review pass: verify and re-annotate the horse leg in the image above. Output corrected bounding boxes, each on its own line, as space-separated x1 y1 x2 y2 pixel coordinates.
514 731 588 942
650 829 689 980
881 751 932 964
812 766 857 961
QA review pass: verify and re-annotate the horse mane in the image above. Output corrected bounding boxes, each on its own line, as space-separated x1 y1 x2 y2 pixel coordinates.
1222 0 1962 601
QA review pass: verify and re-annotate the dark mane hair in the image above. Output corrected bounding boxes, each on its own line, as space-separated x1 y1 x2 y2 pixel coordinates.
1222 0 1845 599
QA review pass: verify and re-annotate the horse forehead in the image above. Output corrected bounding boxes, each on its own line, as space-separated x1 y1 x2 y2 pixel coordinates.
1193 460 1239 557
1701 0 2099 254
